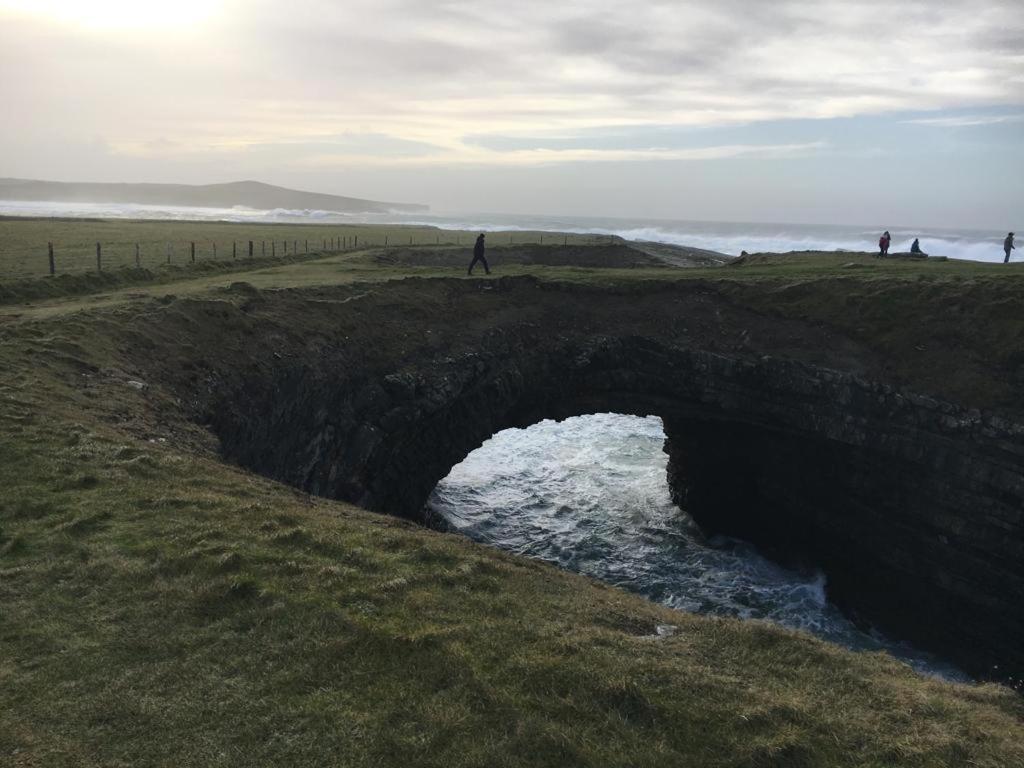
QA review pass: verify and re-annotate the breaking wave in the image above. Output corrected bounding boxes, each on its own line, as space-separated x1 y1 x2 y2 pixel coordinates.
429 413 968 680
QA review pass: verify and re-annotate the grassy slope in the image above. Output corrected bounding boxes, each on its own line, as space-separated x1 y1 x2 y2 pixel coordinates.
1 246 1023 766
708 254 1024 414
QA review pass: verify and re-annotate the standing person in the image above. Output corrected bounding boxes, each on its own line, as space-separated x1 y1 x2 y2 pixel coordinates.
878 231 891 257
1005 232 1016 263
468 233 490 275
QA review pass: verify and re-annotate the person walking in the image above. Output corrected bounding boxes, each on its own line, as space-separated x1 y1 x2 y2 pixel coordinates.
878 231 891 258
468 233 490 275
1005 232 1015 263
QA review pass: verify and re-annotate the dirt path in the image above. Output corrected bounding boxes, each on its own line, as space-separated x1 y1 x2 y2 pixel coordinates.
0 251 385 323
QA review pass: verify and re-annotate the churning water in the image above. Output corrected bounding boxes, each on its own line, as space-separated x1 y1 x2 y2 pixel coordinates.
428 413 966 680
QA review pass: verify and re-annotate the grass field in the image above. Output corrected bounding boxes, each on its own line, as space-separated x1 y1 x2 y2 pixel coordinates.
0 218 606 280
1 220 1023 766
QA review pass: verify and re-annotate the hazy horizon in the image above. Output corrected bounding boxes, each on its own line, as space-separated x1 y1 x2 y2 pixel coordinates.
0 186 1010 237
1 1 1021 230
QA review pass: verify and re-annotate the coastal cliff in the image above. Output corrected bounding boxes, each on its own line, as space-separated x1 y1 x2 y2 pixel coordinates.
117 274 1023 681
5 250 1024 765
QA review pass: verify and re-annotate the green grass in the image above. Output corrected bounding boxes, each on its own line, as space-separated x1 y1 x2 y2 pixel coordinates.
1 225 1023 766
0 218 608 280
2 355 1021 767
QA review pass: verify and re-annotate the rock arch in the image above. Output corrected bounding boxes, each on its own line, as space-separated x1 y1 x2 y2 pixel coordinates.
207 323 1023 681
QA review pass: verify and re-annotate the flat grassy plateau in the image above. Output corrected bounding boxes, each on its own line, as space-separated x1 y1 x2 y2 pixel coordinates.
1 218 1022 767
0 218 608 280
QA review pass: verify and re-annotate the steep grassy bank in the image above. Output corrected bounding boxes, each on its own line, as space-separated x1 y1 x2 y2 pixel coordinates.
1 250 1023 766
712 255 1024 414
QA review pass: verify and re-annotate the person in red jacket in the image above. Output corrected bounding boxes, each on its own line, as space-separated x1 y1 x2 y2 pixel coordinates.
877 231 891 258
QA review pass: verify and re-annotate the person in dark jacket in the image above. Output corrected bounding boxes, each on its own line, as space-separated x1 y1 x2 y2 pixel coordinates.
468 233 490 275
910 238 923 254
1005 232 1016 264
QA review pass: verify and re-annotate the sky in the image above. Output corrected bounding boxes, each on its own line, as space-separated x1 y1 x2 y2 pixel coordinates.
0 0 1021 228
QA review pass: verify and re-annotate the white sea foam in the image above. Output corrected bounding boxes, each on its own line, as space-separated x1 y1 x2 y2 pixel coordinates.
430 413 969 680
0 199 368 223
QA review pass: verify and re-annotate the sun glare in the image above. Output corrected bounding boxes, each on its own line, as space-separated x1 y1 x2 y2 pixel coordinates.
0 0 218 28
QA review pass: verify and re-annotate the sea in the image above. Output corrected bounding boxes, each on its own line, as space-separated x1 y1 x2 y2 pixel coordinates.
429 414 969 681
0 199 1012 262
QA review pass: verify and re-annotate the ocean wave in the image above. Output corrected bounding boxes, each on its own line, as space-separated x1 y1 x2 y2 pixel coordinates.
430 413 969 681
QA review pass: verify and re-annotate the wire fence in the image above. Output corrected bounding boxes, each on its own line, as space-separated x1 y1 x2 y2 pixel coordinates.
0 224 611 281
43 234 373 277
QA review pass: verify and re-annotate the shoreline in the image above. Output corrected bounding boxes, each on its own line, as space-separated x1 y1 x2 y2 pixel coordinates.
0 203 1014 263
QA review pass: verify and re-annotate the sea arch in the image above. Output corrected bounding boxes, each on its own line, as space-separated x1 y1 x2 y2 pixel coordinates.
207 325 1023 681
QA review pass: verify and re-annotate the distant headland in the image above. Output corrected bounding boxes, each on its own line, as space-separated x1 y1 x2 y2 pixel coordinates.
0 178 428 215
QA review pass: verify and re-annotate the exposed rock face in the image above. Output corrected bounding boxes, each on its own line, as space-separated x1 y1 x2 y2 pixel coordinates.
659 356 1024 683
169 278 1022 681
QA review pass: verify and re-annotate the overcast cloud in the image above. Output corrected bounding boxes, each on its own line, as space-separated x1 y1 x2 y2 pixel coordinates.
0 0 1021 226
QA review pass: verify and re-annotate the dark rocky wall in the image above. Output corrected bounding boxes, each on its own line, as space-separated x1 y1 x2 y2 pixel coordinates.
208 324 1024 681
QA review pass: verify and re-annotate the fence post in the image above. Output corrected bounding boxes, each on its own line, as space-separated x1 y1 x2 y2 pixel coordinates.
96 242 102 272
213 242 217 259
48 242 55 276
191 242 196 263
248 241 253 259
272 241 276 257
233 241 237 259
166 243 171 264
385 235 389 247
135 243 140 268
354 235 358 247
564 235 568 246
293 240 297 254
305 239 308 253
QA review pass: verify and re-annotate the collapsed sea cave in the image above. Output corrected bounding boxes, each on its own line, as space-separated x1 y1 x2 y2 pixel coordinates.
146 276 1023 682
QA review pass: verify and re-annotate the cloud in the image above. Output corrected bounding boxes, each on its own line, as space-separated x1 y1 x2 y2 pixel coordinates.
301 141 829 168
0 0 1021 177
904 114 1024 127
